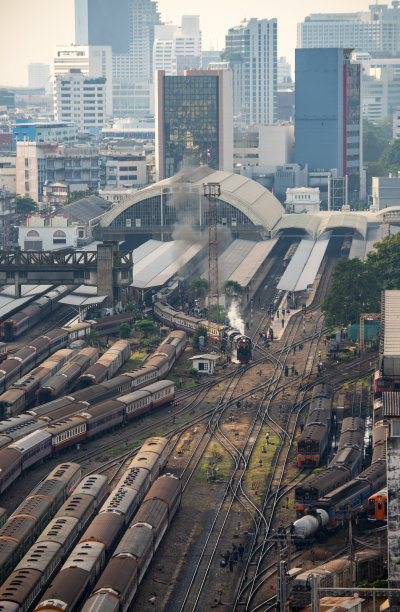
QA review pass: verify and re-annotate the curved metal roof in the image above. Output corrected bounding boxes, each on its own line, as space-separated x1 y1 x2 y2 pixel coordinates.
318 213 368 238
273 211 369 239
273 214 322 239
100 167 285 232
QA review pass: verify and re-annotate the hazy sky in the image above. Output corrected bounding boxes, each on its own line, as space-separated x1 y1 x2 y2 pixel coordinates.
1 0 373 86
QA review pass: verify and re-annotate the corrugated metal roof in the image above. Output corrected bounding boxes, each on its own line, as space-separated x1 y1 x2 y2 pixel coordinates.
131 240 203 289
294 238 329 292
383 392 400 416
201 239 256 285
59 294 107 306
273 214 322 239
63 195 109 224
228 239 278 288
383 290 400 358
0 285 54 318
364 225 388 259
277 239 315 291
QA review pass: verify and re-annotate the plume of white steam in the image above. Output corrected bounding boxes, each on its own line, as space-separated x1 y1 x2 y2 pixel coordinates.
228 300 245 334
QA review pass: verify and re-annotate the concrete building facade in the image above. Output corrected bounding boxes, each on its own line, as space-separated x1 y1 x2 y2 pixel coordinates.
54 45 112 115
102 153 147 188
225 18 277 125
295 48 362 204
18 215 79 251
298 2 400 54
285 187 321 213
54 70 107 131
155 69 233 180
153 16 201 76
16 142 101 203
13 122 78 145
372 176 400 209
75 0 160 118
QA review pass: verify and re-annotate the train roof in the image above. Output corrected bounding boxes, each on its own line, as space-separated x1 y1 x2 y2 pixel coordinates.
143 474 180 506
0 567 42 606
37 516 79 545
100 485 141 516
140 437 168 455
139 379 174 393
15 540 61 572
0 414 35 433
8 429 51 452
45 416 87 435
72 474 108 498
298 466 349 491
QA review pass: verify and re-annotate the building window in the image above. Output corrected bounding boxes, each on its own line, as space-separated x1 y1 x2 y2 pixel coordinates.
53 230 67 244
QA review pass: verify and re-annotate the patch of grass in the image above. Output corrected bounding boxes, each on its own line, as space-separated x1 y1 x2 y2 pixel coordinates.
198 441 233 482
244 429 280 505
119 351 147 372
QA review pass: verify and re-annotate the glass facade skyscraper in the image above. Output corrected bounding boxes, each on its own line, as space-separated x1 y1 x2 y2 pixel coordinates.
155 70 233 180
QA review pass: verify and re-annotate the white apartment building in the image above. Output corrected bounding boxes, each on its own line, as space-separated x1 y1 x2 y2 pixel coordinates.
54 45 112 115
54 70 107 132
103 153 147 188
285 187 321 213
298 2 400 54
153 16 201 76
225 19 277 125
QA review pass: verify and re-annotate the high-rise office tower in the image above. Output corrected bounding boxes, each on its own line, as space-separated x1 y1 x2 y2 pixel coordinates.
295 48 362 203
225 18 277 125
75 0 161 117
154 16 201 76
298 2 400 54
155 69 233 180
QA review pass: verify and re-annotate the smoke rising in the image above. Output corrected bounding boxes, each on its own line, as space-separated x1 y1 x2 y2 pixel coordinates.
228 300 245 334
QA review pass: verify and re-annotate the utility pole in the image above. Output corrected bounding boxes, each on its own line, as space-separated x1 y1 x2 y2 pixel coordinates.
278 561 288 611
203 183 221 345
311 573 320 612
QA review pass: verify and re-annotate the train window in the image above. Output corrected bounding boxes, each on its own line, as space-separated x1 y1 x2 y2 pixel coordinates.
378 501 382 510
368 499 375 514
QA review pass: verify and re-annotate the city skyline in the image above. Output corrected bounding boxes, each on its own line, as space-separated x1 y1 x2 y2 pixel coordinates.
1 0 373 87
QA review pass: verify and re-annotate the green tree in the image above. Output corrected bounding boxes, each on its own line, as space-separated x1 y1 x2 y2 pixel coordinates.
192 325 208 350
224 280 242 296
321 258 380 327
119 323 131 339
189 277 208 298
363 117 392 162
379 138 400 176
87 329 100 346
134 320 158 338
63 190 98 205
15 197 38 215
366 233 400 289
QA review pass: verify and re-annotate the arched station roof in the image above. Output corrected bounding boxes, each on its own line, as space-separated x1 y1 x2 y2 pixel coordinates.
273 211 368 240
272 214 322 239
100 167 285 232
